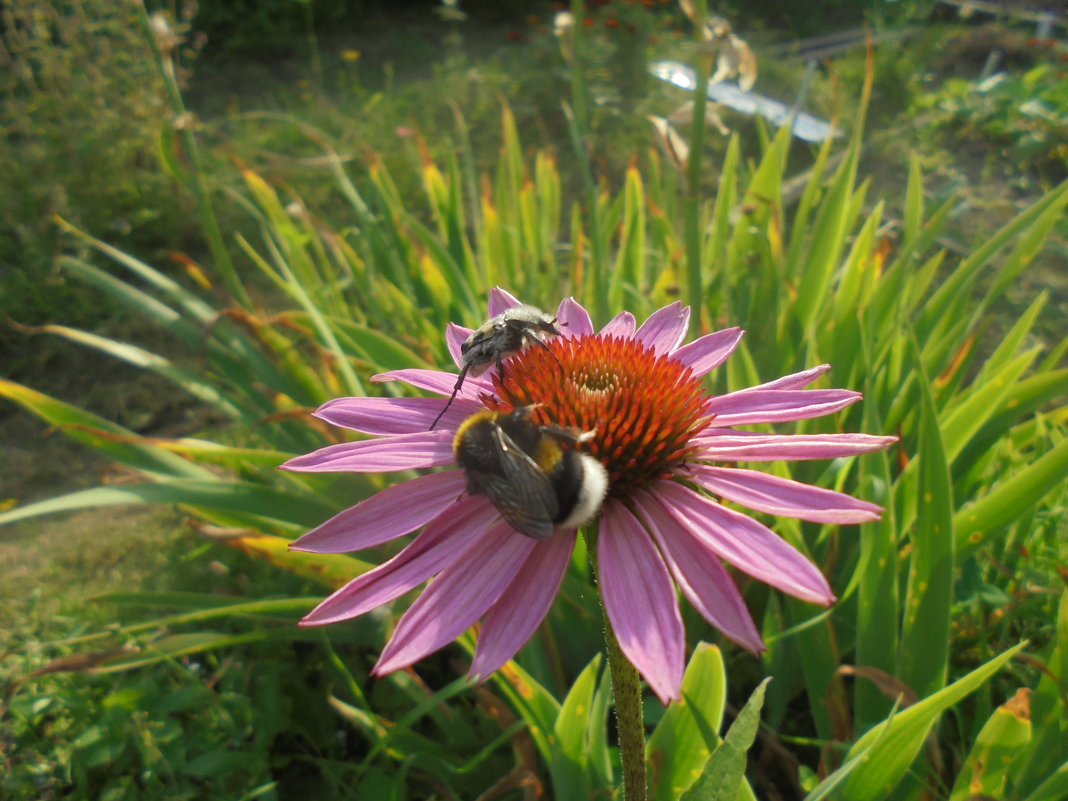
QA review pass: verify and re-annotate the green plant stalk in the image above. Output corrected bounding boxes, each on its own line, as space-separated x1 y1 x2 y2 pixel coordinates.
603 607 647 800
135 2 250 308
587 526 647 801
684 2 711 328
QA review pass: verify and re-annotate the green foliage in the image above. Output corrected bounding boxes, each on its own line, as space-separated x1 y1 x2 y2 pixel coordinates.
4 648 288 800
913 63 1068 185
0 0 192 350
3 5 1067 799
190 0 368 61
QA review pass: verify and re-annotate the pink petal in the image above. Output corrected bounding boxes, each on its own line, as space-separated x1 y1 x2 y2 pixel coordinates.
634 302 690 354
650 480 835 605
373 520 537 675
689 465 883 524
300 497 499 625
446 323 474 368
631 491 764 652
556 297 594 338
740 364 831 391
599 501 685 704
290 470 470 553
707 388 861 425
314 396 479 435
671 328 744 376
469 529 576 680
279 430 455 472
693 430 899 461
372 367 493 397
488 287 522 317
600 311 636 338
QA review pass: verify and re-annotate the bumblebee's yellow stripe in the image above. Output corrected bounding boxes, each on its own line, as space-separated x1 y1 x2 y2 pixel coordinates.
453 410 497 458
534 437 564 473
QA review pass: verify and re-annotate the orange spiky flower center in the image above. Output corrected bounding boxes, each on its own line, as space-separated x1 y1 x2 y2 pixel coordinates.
488 334 712 496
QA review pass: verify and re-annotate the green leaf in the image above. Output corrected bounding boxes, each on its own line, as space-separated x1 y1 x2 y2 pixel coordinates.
487 660 562 765
56 217 218 323
794 136 860 335
611 165 646 311
326 317 434 372
0 378 210 481
1012 591 1068 797
222 534 375 589
649 643 728 801
0 479 337 529
899 335 955 698
588 657 614 790
95 631 275 672
680 678 770 801
941 348 1040 464
1021 763 1068 801
854 404 899 728
955 438 1068 556
919 179 1068 338
550 654 602 801
147 439 295 471
25 323 244 419
839 642 1027 800
803 701 899 801
953 369 1068 480
974 291 1048 382
186 750 262 780
59 256 204 347
949 688 1032 801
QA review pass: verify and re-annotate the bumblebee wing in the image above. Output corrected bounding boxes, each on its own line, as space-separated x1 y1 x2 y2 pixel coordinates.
483 426 559 539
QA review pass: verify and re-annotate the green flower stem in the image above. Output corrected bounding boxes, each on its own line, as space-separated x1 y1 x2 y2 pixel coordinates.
586 527 648 801
603 603 648 800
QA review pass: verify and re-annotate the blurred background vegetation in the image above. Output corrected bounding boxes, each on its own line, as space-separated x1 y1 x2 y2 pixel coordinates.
1 0 1065 799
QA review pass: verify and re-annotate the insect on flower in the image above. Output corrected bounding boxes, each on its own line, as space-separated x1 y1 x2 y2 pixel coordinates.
429 305 561 430
453 406 609 539
281 289 897 703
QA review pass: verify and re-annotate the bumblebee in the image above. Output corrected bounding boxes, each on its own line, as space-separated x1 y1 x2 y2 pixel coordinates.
453 407 609 539
430 305 561 431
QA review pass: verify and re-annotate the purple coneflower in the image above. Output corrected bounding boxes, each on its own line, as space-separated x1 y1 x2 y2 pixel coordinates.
281 289 895 703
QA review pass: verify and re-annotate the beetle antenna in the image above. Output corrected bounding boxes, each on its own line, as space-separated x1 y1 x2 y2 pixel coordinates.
430 364 470 431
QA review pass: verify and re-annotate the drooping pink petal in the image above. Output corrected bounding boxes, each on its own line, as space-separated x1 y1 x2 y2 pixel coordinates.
707 388 861 425
279 430 455 472
634 302 689 354
600 311 636 338
671 328 744 376
314 396 480 435
556 297 594 338
739 364 831 391
599 501 685 704
373 367 493 397
290 470 470 553
650 480 835 605
631 491 764 652
693 430 899 461
300 497 499 626
469 528 576 680
446 323 474 368
488 287 523 317
689 465 883 524
373 520 537 675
